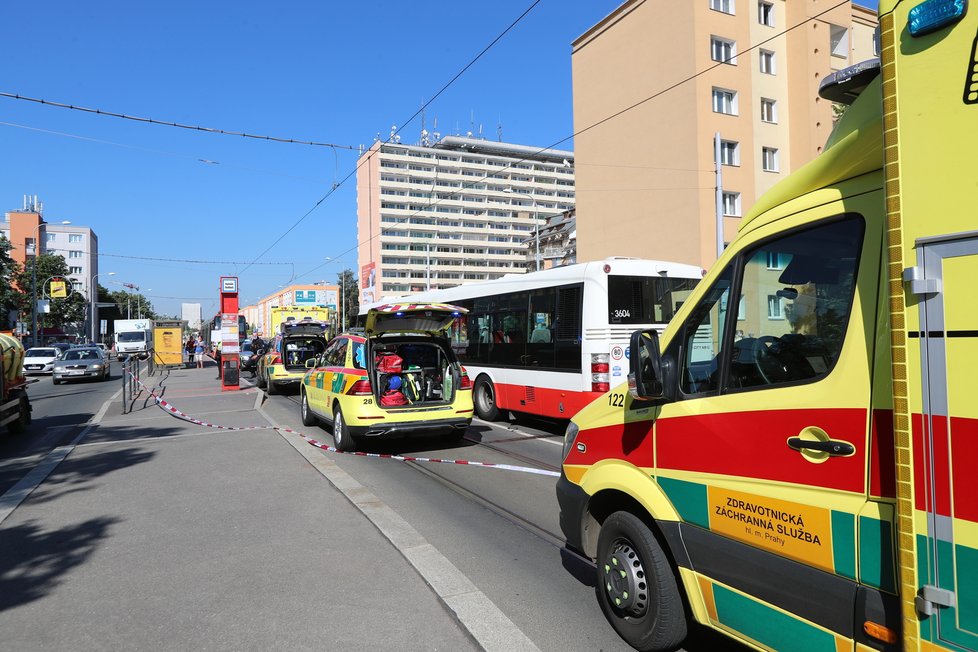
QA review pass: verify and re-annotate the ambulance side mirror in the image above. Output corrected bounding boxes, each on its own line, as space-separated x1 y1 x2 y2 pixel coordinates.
305 358 317 369
628 329 670 403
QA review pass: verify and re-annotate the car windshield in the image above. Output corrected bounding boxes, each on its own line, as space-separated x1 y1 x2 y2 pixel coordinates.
27 348 58 357
63 350 100 361
241 342 252 352
118 332 146 343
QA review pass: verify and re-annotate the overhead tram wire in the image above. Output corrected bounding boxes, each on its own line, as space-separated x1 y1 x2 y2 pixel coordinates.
0 92 357 149
236 0 543 276
293 0 850 283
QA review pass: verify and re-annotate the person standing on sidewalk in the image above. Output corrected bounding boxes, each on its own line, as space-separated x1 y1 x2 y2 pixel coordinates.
194 339 205 369
185 337 196 367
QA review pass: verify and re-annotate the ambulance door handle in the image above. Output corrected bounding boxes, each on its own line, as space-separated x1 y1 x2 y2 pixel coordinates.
787 437 854 457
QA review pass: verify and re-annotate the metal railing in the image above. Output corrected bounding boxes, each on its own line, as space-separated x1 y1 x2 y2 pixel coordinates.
121 356 141 414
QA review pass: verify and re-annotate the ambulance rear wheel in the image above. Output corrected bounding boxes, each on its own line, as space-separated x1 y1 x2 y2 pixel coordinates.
300 390 317 426
595 511 687 652
256 370 267 389
332 406 356 452
473 376 499 421
266 375 278 395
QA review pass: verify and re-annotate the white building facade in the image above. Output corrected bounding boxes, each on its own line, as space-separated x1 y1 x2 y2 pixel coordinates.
356 136 575 303
181 302 202 332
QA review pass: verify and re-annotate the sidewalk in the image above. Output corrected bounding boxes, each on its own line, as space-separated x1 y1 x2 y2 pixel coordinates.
0 361 476 651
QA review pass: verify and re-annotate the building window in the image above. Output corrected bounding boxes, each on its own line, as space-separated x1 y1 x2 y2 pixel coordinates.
873 25 881 56
711 36 737 64
830 24 849 59
767 295 785 320
762 147 779 172
718 140 740 166
68 250 83 258
69 266 83 274
722 192 741 217
710 0 735 15
760 98 778 123
759 49 776 74
69 234 82 243
46 233 56 242
766 252 787 270
712 88 738 115
758 1 774 26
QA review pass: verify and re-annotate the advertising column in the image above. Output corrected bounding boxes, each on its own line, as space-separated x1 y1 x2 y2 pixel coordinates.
219 276 240 390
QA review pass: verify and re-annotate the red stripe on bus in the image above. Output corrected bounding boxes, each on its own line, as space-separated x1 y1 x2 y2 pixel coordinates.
656 408 867 493
492 382 604 420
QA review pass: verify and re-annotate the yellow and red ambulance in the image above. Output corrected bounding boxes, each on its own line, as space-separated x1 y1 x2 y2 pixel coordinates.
558 2 978 650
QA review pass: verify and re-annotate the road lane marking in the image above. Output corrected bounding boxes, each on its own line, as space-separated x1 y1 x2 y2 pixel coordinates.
0 386 121 527
258 404 541 652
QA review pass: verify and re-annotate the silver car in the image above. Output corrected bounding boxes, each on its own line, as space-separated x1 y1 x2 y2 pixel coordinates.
52 347 111 384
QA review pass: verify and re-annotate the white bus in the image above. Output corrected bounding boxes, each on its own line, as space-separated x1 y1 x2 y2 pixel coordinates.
366 258 702 421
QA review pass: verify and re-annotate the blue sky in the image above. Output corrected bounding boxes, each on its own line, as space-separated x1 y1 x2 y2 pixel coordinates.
1 0 876 317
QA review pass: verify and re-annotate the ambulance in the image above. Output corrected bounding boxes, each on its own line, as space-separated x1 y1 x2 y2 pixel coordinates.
558 2 978 650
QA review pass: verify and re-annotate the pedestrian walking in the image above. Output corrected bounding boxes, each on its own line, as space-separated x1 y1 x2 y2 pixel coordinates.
185 337 196 366
194 339 205 368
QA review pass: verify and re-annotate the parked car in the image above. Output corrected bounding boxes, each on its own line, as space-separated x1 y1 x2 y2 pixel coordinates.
298 303 473 451
52 347 111 384
257 320 329 395
22 347 60 375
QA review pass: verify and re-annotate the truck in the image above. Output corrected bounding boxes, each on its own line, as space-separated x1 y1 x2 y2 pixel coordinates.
267 305 331 340
113 319 154 360
0 333 31 434
558 3 978 651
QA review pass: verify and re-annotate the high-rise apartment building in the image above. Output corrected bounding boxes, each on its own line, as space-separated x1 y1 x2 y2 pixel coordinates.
181 302 202 332
356 136 575 304
572 0 877 268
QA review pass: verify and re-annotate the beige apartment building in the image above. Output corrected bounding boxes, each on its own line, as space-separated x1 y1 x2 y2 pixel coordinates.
356 136 575 304
572 0 878 268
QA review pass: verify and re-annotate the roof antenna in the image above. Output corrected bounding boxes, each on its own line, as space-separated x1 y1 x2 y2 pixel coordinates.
497 118 503 142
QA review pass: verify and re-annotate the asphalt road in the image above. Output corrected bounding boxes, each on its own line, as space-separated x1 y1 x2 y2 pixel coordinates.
260 390 746 652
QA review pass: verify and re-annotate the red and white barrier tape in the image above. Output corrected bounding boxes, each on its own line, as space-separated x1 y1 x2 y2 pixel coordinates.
126 371 560 478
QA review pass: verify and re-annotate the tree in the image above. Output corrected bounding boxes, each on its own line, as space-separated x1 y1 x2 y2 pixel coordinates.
14 254 87 334
338 268 358 330
106 289 157 321
0 235 21 330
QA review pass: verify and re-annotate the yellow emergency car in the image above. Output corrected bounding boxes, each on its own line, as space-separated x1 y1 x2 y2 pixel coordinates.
256 319 329 395
558 3 978 651
299 303 473 451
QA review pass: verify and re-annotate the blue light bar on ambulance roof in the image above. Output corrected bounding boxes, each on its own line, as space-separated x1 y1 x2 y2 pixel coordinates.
909 0 967 37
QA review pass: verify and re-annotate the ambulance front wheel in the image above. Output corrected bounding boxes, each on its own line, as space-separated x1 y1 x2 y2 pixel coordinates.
473 376 499 421
595 511 687 652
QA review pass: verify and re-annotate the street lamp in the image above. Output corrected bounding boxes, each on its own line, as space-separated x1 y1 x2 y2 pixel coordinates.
30 220 71 346
503 187 541 272
90 271 116 343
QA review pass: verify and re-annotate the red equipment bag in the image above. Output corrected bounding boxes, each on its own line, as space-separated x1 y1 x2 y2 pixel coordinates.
379 390 408 406
376 353 403 373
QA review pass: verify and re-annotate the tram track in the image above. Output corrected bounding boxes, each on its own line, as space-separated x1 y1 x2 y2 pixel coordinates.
279 392 570 551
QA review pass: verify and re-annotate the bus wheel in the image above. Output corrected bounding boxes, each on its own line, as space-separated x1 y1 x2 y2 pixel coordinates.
595 511 687 652
473 376 499 421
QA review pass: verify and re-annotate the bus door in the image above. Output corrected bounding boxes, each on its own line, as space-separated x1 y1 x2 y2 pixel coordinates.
653 197 883 648
877 1 978 648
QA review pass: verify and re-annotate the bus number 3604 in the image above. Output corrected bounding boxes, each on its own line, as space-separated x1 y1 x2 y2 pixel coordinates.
612 309 631 319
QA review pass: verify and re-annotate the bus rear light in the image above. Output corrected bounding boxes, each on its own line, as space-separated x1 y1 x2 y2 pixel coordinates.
592 382 610 393
591 353 611 392
346 379 373 395
591 362 610 373
459 367 472 390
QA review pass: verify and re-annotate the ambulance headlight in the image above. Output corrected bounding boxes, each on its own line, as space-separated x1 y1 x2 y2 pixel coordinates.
562 421 580 462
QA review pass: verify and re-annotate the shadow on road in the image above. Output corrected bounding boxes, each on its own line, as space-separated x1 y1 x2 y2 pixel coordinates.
0 515 121 612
